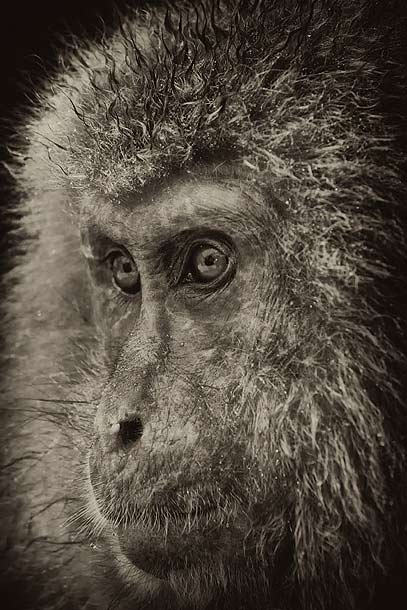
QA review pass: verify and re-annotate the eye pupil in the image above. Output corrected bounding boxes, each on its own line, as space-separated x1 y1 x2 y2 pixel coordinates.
190 245 229 283
204 254 216 266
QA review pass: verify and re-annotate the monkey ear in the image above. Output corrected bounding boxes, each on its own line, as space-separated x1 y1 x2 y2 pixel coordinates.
9 189 92 335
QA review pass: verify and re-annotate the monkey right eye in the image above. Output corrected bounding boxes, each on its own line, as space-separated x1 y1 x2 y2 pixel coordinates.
107 250 141 295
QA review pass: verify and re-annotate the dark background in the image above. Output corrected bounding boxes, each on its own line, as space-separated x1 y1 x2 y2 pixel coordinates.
0 0 136 121
0 0 131 274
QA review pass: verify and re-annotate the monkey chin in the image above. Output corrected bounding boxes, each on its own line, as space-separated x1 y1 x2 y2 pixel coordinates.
116 521 212 579
92 487 240 579
87 472 286 608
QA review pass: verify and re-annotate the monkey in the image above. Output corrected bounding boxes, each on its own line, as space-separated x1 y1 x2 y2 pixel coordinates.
0 0 406 609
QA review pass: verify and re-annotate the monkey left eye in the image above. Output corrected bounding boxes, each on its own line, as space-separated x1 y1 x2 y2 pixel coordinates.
186 244 230 284
108 250 141 295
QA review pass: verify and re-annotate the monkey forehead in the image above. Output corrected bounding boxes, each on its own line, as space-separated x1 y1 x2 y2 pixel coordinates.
80 178 268 243
20 1 353 198
20 0 404 206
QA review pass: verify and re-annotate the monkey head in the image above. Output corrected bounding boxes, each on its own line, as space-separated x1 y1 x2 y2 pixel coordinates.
1 2 407 610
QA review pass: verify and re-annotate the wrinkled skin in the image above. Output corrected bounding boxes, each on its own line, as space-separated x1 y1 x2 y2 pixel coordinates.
1 1 407 609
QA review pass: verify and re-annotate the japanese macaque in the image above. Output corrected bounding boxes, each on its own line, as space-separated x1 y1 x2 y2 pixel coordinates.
1 1 406 609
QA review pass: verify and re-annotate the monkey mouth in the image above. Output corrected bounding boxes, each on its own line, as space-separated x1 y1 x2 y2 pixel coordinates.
92 479 222 532
140 500 217 522
119 492 219 529
120 501 218 536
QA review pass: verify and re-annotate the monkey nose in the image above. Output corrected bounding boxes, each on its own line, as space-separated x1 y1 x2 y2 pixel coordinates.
109 416 144 448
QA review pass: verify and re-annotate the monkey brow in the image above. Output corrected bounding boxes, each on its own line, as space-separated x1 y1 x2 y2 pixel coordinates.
102 163 253 210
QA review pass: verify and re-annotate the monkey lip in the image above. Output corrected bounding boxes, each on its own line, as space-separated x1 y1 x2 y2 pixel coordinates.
117 493 219 528
96 483 222 532
152 501 215 522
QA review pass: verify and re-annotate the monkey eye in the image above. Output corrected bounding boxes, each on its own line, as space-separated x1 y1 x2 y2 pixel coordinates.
108 250 141 295
186 244 229 284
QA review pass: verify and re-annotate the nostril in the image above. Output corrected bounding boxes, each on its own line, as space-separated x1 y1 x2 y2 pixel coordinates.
119 416 143 447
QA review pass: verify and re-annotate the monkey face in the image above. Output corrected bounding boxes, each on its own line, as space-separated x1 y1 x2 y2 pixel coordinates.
82 180 289 582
